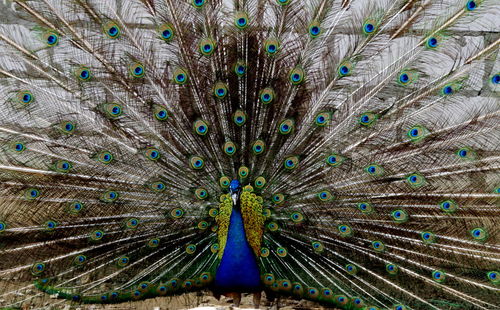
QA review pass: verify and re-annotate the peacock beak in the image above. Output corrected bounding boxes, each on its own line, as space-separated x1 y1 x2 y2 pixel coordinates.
231 192 239 206
229 179 242 206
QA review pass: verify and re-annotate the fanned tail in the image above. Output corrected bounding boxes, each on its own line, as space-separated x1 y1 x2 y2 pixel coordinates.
0 0 498 309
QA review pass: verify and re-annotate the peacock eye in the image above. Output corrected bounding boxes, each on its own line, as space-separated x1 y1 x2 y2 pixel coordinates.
276 247 287 257
259 88 275 104
264 38 280 55
466 0 478 11
96 151 114 164
158 23 175 41
283 156 299 170
470 227 487 241
338 224 352 237
397 70 418 86
199 38 216 56
195 188 208 200
219 176 230 188
67 201 84 214
311 241 324 252
290 212 304 223
371 240 385 252
491 74 500 84
109 27 118 36
194 119 209 136
358 111 378 126
101 190 118 202
326 153 346 167
129 63 145 78
421 231 436 243
144 147 161 160
267 222 279 232
357 201 374 214
487 271 498 284
75 66 92 81
126 218 139 229
234 12 249 29
426 37 438 48
172 67 189 85
254 176 266 189
54 160 72 173
439 199 457 213
153 105 169 121
31 263 45 275
338 58 355 77
237 66 245 74
24 188 40 200
407 125 429 141
406 172 426 187
279 119 295 135
232 110 247 126
101 103 123 118
251 140 266 155
289 67 305 85
192 0 205 7
59 121 76 134
391 209 408 223
148 238 160 248
346 264 358 275
186 244 197 254
12 142 26 152
117 256 129 267
308 21 321 38
432 270 446 282
15 90 35 108
170 208 185 219
276 0 290 5
317 190 333 202
103 21 121 38
91 230 104 240
238 166 249 178
315 112 331 127
46 34 58 46
189 156 205 169
364 164 384 176
353 298 363 305
363 23 375 33
213 82 228 99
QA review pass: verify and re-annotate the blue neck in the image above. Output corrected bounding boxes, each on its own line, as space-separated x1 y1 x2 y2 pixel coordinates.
214 207 261 292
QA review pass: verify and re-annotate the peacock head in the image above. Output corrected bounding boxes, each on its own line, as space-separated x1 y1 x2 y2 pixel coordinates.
229 179 242 206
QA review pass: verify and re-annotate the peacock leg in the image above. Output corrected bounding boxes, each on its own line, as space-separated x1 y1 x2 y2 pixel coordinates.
252 291 261 309
232 292 241 307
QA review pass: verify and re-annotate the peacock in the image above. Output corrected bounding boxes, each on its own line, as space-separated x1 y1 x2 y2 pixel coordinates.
0 0 499 309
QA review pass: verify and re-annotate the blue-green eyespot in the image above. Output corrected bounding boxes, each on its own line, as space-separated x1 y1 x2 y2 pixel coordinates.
308 21 321 38
234 12 249 29
158 23 175 42
129 62 145 78
252 140 265 155
103 21 121 39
